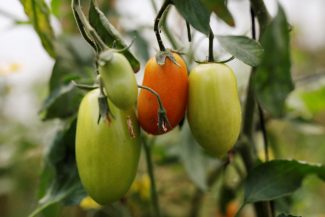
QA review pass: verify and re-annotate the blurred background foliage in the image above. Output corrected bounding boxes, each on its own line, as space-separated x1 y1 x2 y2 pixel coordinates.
0 0 325 217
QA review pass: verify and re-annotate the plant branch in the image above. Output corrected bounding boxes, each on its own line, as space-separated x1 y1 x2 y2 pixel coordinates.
159 5 179 50
186 21 191 42
208 26 214 62
154 0 172 51
143 136 161 217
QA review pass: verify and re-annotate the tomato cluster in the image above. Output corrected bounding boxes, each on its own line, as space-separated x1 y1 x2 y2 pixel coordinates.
76 36 241 206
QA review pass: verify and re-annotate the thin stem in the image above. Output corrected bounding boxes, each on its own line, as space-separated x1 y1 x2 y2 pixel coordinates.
143 137 161 217
72 0 108 51
250 6 272 217
138 85 172 133
208 26 214 62
154 0 172 51
186 21 191 42
160 5 179 50
234 203 246 217
138 85 163 109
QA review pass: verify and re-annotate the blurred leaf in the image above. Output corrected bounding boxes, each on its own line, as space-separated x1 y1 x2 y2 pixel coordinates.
243 159 325 204
301 87 325 114
178 121 208 191
277 214 301 217
40 37 95 120
50 0 60 17
274 196 292 214
39 83 74 113
127 30 149 61
173 0 210 35
88 0 140 72
216 36 263 66
253 5 294 116
200 0 234 26
29 117 87 217
19 0 56 58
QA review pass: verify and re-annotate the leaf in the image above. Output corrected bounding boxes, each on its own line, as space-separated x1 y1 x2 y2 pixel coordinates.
88 0 140 72
253 5 294 116
178 120 208 191
243 159 325 204
300 86 325 114
40 37 95 120
173 0 211 35
19 0 55 58
200 0 234 26
216 36 264 67
29 117 87 217
277 214 302 217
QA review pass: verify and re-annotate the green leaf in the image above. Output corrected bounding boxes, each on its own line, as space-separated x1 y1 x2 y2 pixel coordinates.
200 0 234 26
29 117 87 217
243 159 325 204
19 0 55 58
173 0 211 35
216 36 264 66
277 214 302 217
40 37 95 120
88 0 140 72
253 5 294 116
300 86 325 114
178 121 208 191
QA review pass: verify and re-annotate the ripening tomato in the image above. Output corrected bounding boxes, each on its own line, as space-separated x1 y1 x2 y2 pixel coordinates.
137 53 188 135
99 52 138 111
76 89 141 204
187 63 241 159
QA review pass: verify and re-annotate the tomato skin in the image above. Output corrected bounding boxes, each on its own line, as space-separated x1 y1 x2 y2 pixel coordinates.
137 53 188 135
99 53 138 111
187 63 241 159
76 89 141 205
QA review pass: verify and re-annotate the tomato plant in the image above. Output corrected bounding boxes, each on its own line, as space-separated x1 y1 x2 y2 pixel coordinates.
99 52 138 111
137 53 188 135
76 89 141 205
17 0 325 216
187 63 241 159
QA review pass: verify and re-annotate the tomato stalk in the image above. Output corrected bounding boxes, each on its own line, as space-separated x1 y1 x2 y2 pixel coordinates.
138 85 173 134
235 0 273 217
208 26 214 63
186 21 191 42
142 135 161 217
154 0 172 51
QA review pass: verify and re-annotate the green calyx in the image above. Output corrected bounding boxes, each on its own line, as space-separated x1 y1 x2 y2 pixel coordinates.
97 37 136 66
155 48 183 66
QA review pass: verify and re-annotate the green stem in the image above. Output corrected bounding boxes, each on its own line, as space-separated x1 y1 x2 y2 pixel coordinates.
71 0 108 51
138 85 172 134
186 21 191 42
143 137 161 217
208 26 214 62
240 2 272 217
234 203 246 217
159 5 179 50
154 0 172 51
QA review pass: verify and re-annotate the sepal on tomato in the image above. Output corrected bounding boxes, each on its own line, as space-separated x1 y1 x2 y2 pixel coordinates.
155 49 181 67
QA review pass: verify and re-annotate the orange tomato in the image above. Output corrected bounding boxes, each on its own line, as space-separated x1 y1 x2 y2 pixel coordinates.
137 53 188 135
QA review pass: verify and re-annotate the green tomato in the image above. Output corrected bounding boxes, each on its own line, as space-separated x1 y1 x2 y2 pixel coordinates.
99 53 138 111
76 89 141 204
187 63 241 159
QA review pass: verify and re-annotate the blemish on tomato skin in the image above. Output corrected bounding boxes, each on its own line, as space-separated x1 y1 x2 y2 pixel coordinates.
150 118 154 122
